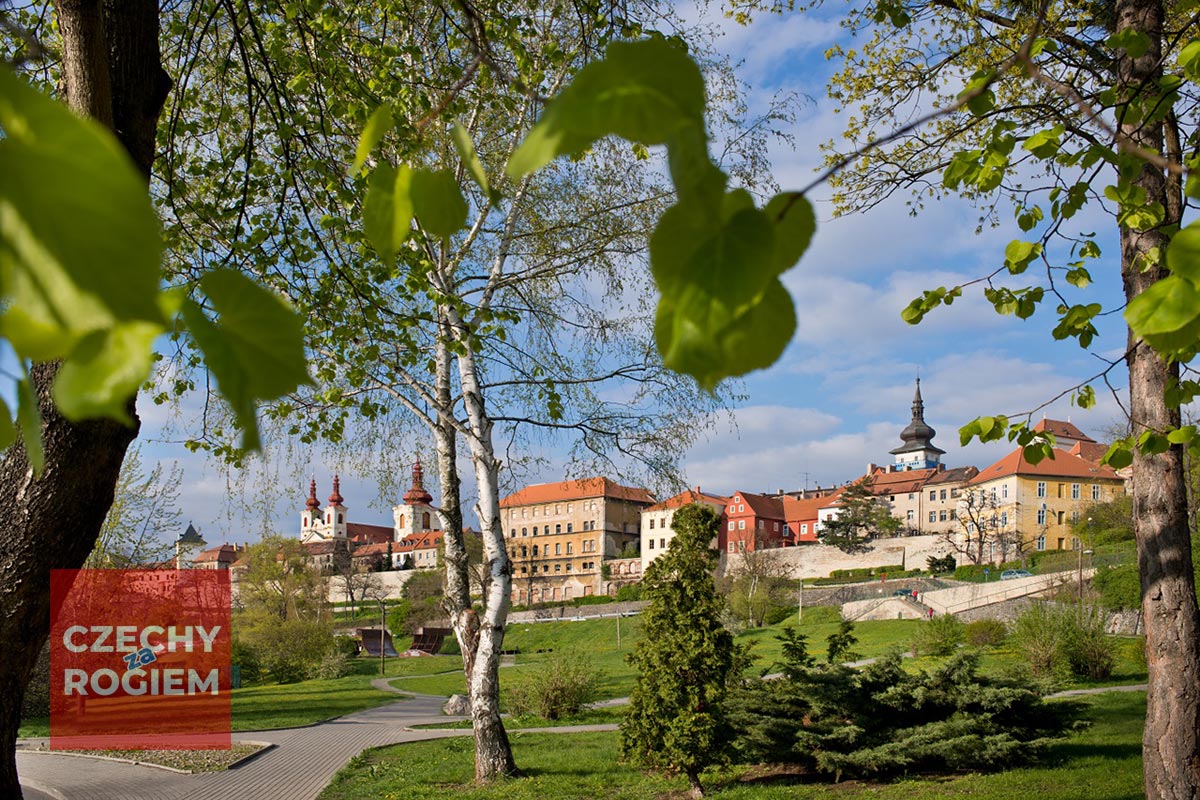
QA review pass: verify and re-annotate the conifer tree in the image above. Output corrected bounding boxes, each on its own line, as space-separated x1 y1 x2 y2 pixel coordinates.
621 503 736 798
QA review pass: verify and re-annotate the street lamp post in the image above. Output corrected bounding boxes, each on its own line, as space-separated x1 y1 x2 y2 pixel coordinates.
1077 547 1094 603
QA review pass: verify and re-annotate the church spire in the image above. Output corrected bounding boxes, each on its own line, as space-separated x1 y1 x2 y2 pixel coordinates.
403 459 433 505
889 378 945 469
305 478 320 511
328 474 344 505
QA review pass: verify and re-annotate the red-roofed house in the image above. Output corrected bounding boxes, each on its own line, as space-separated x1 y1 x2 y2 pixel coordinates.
722 491 789 555
967 446 1124 554
395 529 445 570
783 492 840 544
501 477 655 604
193 543 246 570
1032 418 1097 448
640 487 728 572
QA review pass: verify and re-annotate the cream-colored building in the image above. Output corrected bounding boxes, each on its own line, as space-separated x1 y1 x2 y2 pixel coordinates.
502 477 654 604
965 444 1124 557
639 487 727 573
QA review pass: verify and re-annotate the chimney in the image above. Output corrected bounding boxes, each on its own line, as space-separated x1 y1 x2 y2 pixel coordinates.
867 463 877 475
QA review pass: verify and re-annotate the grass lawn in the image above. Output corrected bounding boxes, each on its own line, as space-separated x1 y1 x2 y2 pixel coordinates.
18 717 48 738
318 691 1145 800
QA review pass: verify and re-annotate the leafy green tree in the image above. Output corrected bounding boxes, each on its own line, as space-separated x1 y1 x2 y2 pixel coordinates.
622 503 737 798
818 477 900 553
754 0 1200 790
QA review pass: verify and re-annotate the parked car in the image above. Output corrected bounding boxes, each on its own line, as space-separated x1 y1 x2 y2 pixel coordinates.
893 588 916 597
1000 569 1033 580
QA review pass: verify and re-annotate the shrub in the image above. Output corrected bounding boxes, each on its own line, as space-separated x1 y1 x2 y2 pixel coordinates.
333 635 361 657
965 619 1008 648
1061 606 1116 681
953 564 991 582
615 583 642 602
1011 603 1117 680
439 635 462 656
308 650 354 680
506 650 601 720
927 554 956 574
911 614 965 656
1093 563 1141 610
729 631 1080 782
826 620 859 664
231 638 263 683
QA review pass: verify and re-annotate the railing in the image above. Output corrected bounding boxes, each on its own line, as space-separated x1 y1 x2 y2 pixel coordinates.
931 569 1094 615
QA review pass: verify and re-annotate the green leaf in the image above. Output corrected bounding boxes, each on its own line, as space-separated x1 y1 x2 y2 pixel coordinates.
1073 385 1096 409
1004 240 1041 274
182 270 310 450
1108 28 1151 59
1065 267 1092 288
451 121 498 207
351 104 392 177
1102 440 1133 470
0 67 163 328
1125 274 1200 356
655 276 795 392
52 321 160 423
16 376 43 475
763 192 816 275
1166 220 1200 283
1180 40 1200 80
1167 425 1196 445
958 71 996 116
1022 126 1063 159
411 168 468 239
362 163 413 261
508 37 706 179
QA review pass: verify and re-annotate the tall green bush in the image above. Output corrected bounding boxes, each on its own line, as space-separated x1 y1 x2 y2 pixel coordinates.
1011 603 1117 681
622 503 737 798
911 614 965 656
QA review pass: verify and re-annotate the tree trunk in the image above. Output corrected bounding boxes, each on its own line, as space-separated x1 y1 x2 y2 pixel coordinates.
0 5 169 796
434 318 480 682
449 310 519 781
1116 0 1200 796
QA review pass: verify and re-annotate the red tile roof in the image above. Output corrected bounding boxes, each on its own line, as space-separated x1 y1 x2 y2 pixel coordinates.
195 544 241 564
645 487 727 512
1033 418 1096 443
347 522 393 545
925 466 980 485
863 467 939 495
500 477 654 507
1069 440 1109 464
969 447 1120 484
352 542 392 558
395 530 444 553
782 492 838 521
728 491 786 520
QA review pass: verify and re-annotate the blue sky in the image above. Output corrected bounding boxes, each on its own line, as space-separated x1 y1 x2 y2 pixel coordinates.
135 3 1132 544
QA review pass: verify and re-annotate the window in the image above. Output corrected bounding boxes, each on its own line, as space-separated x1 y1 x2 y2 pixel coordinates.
929 511 936 523
521 508 527 518
555 543 561 555
522 527 527 537
990 488 997 502
773 521 779 531
801 523 809 533
939 510 947 521
951 488 960 498
1058 483 1065 498
544 505 551 515
566 542 573 555
1037 509 1047 525
940 489 947 500
1072 510 1080 524
532 545 539 556
1092 484 1101 500
1036 535 1046 551
554 564 561 572
649 519 655 529
889 494 895 501
543 565 549 573
729 504 735 512
929 490 936 501
1002 484 1009 499
567 523 573 533
555 504 561 515
337 513 343 524
520 547 527 557
567 504 573 513
1057 511 1065 525
757 520 764 530
737 520 746 530
737 540 746 551
510 528 516 538
908 493 915 500
648 539 655 550
1037 482 1047 498
728 542 735 553
1072 483 1081 499
565 564 572 571
950 509 957 520
659 538 665 549
906 510 914 521
727 521 734 531
738 504 745 512
556 524 562 534
1001 512 1008 526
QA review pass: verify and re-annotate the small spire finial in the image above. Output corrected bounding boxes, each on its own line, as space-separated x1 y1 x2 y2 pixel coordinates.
306 477 320 511
328 474 344 505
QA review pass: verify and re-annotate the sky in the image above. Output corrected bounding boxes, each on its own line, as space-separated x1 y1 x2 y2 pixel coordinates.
134 3 1133 546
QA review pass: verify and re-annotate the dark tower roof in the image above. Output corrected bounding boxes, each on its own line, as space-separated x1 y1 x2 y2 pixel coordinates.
889 379 946 456
403 459 433 505
176 523 205 546
328 474 345 505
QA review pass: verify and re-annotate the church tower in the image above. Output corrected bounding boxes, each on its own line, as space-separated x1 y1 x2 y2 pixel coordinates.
889 378 946 471
324 475 348 539
393 459 436 539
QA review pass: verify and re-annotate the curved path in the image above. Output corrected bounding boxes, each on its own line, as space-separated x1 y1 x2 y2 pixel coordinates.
17 689 466 800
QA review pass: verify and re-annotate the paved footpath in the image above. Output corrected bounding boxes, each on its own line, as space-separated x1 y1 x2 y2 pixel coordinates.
17 682 619 800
